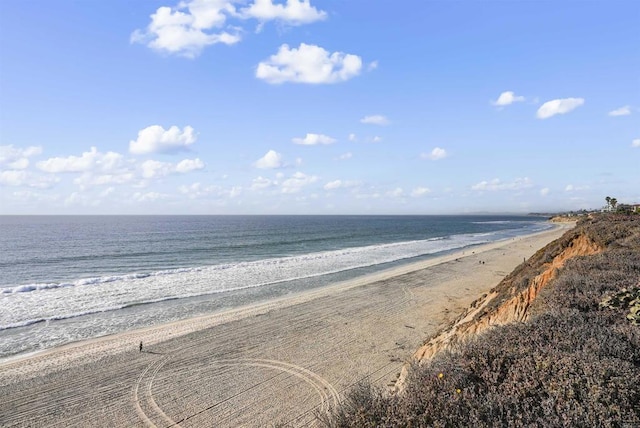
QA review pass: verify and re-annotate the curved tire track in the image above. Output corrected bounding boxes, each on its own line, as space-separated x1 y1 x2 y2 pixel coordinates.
133 355 179 427
133 355 338 427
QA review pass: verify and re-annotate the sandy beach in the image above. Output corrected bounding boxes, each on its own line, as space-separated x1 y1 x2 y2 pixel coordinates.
0 224 571 427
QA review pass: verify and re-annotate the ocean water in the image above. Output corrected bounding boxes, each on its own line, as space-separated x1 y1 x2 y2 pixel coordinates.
0 215 550 360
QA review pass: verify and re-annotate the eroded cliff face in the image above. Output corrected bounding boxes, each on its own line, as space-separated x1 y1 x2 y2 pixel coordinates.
395 232 602 392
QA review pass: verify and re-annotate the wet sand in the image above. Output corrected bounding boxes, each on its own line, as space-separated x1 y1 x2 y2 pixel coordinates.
0 224 571 427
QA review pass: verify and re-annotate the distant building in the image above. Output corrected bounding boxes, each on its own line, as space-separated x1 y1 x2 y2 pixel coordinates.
614 204 640 214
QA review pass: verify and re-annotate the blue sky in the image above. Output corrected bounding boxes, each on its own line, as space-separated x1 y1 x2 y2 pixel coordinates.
0 0 638 215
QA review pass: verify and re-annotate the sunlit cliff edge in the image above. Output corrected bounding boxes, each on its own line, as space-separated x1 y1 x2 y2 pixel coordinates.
395 217 608 392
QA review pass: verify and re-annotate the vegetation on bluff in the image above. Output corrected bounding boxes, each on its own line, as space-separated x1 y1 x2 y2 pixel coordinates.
323 214 640 427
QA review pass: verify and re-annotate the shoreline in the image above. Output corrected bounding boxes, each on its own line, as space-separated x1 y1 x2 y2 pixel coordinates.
0 222 552 363
0 223 563 372
0 223 572 427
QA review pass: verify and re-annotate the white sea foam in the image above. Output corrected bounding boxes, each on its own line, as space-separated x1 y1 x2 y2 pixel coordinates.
0 215 554 361
0 233 493 331
0 305 129 331
1 237 446 295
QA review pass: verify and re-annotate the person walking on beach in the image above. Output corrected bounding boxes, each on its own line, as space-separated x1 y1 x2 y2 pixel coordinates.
139 341 143 353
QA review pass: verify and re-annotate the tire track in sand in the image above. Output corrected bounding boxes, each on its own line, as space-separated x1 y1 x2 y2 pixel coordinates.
134 351 339 427
133 355 179 427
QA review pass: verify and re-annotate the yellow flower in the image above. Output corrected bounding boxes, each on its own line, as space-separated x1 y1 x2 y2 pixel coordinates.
456 389 462 394
438 373 444 379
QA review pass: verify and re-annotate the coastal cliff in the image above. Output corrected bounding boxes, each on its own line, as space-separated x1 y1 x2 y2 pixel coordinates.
327 214 640 426
395 223 602 390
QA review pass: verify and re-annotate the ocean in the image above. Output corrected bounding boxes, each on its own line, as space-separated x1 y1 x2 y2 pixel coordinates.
0 215 550 361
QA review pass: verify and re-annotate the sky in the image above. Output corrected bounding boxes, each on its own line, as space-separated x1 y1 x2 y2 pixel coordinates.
0 0 638 215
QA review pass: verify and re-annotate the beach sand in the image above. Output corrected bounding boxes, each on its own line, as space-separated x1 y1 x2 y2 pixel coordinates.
0 224 571 427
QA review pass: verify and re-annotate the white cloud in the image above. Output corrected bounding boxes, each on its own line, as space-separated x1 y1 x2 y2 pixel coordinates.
132 0 327 58
565 184 589 192
67 155 198 190
337 152 352 160
100 187 115 198
141 158 204 179
63 192 87 207
73 172 136 189
471 177 533 191
256 43 363 84
2 145 42 160
0 170 60 188
387 187 404 198
179 182 227 199
348 133 357 142
179 182 202 195
371 136 382 143
96 151 126 171
129 125 196 155
4 190 60 206
241 0 326 25
37 150 93 172
292 133 336 145
608 105 631 116
281 171 318 193
631 139 640 148
323 180 342 190
540 187 550 196
36 147 125 173
420 147 447 161
9 158 30 170
354 190 381 200
360 115 389 125
536 98 585 119
32 147 139 190
176 158 205 173
254 150 284 169
323 179 359 190
411 186 431 197
130 1 241 58
133 191 168 202
492 91 525 106
367 60 379 71
141 160 174 179
251 176 274 190
0 145 43 170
